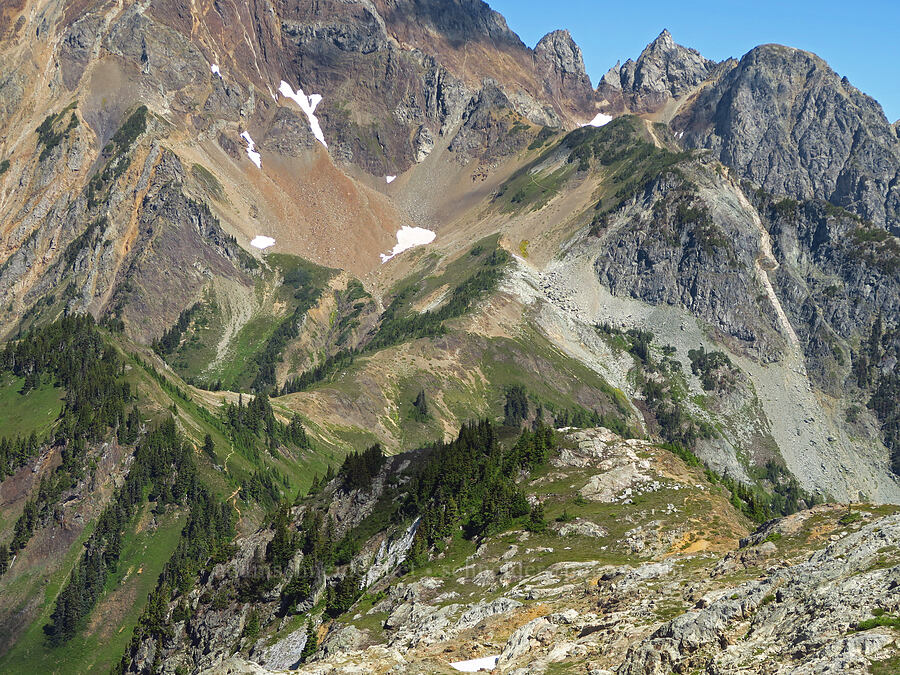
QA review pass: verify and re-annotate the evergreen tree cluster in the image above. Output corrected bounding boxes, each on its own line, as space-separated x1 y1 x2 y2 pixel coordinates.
266 502 298 569
714 463 820 523
116 481 234 670
279 560 320 615
403 420 555 569
306 465 336 496
503 385 529 426
35 106 79 161
324 569 363 618
152 302 201 356
0 317 136 566
853 317 900 477
279 349 356 395
640 370 716 448
338 444 386 492
552 405 631 437
222 393 311 455
0 315 131 451
118 484 233 664
45 417 231 646
86 106 148 208
267 502 363 618
687 346 736 391
300 620 318 661
0 433 40 481
240 468 284 509
410 390 429 422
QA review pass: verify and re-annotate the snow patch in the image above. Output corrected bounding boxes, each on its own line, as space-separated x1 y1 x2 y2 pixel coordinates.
583 113 613 128
210 64 222 78
240 131 261 168
450 655 499 672
278 80 327 148
385 175 396 184
380 226 436 263
250 236 275 249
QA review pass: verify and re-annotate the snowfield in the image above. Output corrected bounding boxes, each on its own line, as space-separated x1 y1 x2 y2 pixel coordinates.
385 175 396 183
278 80 327 148
250 236 275 249
449 655 500 672
584 112 613 127
210 64 222 78
380 226 436 263
240 131 261 168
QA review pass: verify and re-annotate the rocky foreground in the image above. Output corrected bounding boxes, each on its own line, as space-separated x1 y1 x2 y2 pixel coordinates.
160 429 900 674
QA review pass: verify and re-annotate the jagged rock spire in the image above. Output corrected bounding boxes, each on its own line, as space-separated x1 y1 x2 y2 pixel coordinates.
597 29 715 113
533 28 594 113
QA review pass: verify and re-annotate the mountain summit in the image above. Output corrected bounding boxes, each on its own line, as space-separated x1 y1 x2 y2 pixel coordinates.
598 29 716 113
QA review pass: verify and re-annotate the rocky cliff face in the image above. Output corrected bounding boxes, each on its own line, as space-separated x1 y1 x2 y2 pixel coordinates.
593 157 786 362
674 44 900 229
534 29 595 114
598 30 716 114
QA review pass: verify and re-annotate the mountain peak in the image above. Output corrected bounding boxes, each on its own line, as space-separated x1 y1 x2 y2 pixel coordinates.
535 29 587 77
648 28 675 50
533 28 594 111
377 0 524 48
597 29 714 113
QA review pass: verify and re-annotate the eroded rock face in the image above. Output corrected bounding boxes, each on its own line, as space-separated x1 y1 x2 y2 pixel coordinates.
363 517 420 587
621 514 900 675
374 0 524 49
598 30 715 114
675 44 900 228
535 30 587 81
592 164 786 361
534 29 594 111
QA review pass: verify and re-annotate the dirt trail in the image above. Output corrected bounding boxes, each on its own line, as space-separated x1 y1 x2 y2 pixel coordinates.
222 444 243 528
227 487 242 529
222 443 236 473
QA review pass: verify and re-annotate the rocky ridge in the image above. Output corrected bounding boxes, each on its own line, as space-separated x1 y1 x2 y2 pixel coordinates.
180 428 900 675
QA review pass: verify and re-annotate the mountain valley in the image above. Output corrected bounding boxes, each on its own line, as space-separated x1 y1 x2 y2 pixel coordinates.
0 1 899 672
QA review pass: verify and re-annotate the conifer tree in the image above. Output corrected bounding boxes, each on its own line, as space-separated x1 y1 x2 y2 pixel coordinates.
202 433 216 462
412 390 429 421
300 620 318 662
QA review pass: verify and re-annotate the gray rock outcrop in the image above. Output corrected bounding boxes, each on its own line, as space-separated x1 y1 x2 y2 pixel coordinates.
598 30 715 113
675 44 900 228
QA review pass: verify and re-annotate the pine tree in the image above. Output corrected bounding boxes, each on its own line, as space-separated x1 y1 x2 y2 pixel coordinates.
300 620 318 662
266 502 296 569
527 502 547 532
412 390 429 422
243 609 260 640
405 528 429 571
504 385 529 426
202 433 216 462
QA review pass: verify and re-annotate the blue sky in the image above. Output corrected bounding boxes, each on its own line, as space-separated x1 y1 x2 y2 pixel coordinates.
488 0 900 122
